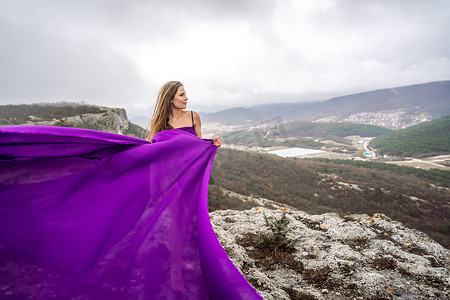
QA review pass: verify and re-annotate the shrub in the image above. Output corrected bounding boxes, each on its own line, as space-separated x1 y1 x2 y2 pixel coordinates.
255 212 297 257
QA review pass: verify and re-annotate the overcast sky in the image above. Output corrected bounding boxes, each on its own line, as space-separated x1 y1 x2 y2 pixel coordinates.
1 0 449 120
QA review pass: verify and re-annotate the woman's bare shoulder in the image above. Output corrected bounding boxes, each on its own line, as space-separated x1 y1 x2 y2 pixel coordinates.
191 110 201 122
180 109 192 120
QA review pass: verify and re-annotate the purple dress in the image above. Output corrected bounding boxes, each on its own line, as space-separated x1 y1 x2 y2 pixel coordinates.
0 125 262 299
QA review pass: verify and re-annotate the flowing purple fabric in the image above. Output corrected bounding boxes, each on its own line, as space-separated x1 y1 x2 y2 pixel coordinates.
0 125 262 299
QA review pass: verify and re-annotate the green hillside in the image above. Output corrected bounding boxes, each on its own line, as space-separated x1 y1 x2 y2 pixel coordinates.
208 148 450 248
370 115 450 157
279 121 392 138
220 121 390 150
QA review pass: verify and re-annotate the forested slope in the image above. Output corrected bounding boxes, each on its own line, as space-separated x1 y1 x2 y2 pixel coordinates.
209 148 450 248
370 115 450 157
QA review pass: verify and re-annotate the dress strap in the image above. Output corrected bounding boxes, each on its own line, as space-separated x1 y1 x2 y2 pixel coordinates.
191 110 194 127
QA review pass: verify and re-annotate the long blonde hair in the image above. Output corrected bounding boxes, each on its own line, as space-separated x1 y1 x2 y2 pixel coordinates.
145 81 184 141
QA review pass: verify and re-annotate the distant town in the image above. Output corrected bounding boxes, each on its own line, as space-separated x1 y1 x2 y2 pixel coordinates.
343 110 430 129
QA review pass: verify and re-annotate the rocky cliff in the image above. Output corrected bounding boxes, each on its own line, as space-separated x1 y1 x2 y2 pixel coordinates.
0 104 146 138
29 107 130 135
211 207 449 299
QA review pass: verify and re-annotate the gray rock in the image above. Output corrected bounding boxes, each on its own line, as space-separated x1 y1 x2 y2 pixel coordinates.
30 107 130 134
211 207 450 299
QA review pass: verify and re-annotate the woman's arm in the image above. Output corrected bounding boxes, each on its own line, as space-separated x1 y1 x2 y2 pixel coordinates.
193 111 221 147
193 111 202 138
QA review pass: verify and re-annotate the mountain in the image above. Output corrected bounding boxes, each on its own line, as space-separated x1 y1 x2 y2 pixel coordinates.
201 81 450 129
199 107 267 125
212 207 450 299
287 81 449 122
0 103 146 138
370 114 450 158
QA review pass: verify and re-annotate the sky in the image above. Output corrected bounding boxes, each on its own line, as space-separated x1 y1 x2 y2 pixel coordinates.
1 0 449 121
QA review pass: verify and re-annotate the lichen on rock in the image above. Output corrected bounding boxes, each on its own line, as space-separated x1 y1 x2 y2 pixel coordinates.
210 208 450 299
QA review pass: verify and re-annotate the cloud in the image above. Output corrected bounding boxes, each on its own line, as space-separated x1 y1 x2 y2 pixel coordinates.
0 0 449 116
0 22 145 105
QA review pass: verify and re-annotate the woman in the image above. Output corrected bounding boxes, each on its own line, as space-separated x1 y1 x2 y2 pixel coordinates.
147 81 224 294
147 80 222 147
0 83 261 299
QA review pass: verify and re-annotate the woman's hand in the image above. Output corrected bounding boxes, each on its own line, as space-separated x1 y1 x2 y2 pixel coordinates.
213 136 222 147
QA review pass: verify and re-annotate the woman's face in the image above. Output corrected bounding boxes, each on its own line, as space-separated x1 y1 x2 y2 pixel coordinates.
171 86 188 109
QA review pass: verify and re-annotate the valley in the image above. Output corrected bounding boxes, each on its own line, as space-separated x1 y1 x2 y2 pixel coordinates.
208 147 450 248
204 113 450 171
218 137 450 171
2 81 448 250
